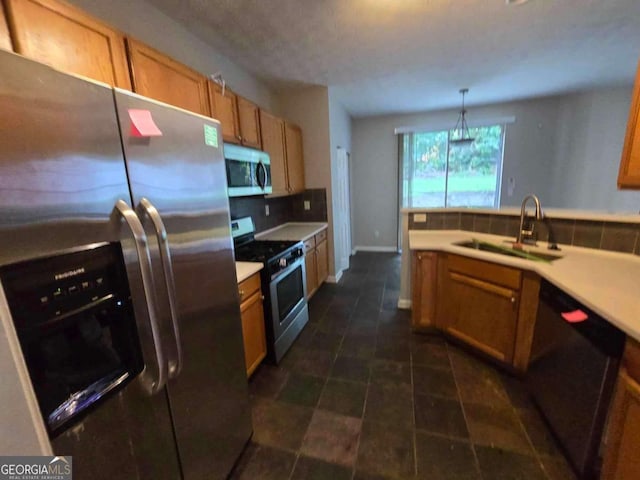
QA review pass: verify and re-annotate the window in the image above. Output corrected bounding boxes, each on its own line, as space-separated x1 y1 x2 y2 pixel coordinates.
399 125 505 208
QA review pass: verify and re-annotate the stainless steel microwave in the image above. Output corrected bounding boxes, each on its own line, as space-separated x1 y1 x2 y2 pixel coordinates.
224 143 272 197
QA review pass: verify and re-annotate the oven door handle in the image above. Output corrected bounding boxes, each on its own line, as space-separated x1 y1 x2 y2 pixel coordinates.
114 200 167 395
138 198 182 379
271 255 305 282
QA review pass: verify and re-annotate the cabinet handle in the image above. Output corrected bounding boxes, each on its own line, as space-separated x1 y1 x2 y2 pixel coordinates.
511 296 516 303
239 289 245 299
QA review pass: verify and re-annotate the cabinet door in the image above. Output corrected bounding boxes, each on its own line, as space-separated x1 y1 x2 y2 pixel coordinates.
305 249 318 299
240 290 266 377
411 251 438 330
259 110 288 194
237 96 261 149
601 369 640 480
442 271 519 363
5 0 130 88
0 3 12 51
208 81 240 144
285 122 305 193
126 38 209 116
618 61 640 189
316 239 328 286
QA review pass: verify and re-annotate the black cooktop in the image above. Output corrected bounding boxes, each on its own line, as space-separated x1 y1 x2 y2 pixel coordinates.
234 240 300 264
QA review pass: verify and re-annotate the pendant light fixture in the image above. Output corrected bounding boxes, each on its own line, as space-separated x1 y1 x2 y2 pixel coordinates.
450 88 475 145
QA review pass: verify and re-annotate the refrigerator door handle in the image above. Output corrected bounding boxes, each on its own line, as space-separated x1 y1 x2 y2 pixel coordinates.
114 199 167 394
138 197 183 379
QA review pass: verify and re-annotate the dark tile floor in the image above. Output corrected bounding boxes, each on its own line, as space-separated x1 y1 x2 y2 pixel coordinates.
230 252 578 480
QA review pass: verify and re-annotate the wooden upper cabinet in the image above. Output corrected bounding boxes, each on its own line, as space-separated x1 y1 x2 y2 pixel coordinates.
126 38 209 116
5 0 130 88
237 96 261 149
208 81 240 144
285 122 305 194
0 3 12 51
259 110 288 195
618 60 640 189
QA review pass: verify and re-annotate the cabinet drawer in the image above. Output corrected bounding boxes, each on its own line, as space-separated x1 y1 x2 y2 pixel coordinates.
625 338 640 382
315 229 327 244
304 237 315 252
238 273 261 303
447 254 521 290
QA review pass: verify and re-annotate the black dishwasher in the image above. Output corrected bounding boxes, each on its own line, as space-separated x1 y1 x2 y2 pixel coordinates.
527 279 625 479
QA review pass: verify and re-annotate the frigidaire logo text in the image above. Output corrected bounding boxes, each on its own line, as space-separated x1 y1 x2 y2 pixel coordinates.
54 268 85 281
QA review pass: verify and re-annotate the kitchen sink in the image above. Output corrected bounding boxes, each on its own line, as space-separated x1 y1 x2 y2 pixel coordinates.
454 239 563 262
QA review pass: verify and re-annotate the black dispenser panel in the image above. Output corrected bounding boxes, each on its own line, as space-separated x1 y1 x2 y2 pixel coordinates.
0 243 143 436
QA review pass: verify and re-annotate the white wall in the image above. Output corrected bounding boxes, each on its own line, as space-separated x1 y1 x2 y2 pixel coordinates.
67 0 276 110
276 86 337 277
351 88 640 249
328 88 353 276
351 96 560 249
547 87 640 212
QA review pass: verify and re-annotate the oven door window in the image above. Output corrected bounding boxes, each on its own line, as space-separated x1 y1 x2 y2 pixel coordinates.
226 159 257 188
276 264 304 322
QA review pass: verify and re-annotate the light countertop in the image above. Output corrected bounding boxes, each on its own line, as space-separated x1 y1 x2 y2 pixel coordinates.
256 222 328 242
235 262 263 283
409 230 640 341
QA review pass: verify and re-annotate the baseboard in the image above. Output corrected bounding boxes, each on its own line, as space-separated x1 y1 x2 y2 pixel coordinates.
353 246 399 253
397 298 411 310
326 270 343 283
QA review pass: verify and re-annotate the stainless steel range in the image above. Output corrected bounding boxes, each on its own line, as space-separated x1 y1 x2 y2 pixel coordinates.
232 217 309 363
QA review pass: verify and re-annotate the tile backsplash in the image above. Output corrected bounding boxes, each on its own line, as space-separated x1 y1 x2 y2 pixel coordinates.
229 188 327 233
409 211 640 255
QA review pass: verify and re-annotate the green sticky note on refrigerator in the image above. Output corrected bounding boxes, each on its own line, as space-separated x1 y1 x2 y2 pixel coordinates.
204 124 219 147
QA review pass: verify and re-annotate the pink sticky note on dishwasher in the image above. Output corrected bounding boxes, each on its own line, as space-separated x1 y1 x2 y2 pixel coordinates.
561 309 588 323
128 109 163 137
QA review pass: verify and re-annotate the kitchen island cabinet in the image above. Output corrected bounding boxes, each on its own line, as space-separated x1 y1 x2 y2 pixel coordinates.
602 338 640 480
5 0 130 88
0 2 12 51
618 60 640 189
238 272 266 377
208 81 240 144
236 96 261 149
412 251 540 371
411 251 439 330
126 38 209 116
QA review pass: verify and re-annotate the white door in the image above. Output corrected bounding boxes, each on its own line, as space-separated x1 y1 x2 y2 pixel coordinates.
335 147 352 272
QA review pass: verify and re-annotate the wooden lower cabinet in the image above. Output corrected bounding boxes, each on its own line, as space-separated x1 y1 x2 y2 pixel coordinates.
5 0 130 88
411 251 439 330
602 340 640 479
238 273 266 377
316 238 328 285
443 269 519 363
413 252 540 371
304 229 328 299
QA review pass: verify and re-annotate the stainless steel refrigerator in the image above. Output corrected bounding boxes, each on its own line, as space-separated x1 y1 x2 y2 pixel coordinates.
0 50 251 479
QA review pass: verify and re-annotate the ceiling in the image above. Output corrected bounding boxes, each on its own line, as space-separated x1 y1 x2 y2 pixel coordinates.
145 0 640 117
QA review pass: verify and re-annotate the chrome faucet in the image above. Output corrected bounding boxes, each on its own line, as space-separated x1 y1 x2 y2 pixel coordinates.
516 194 544 245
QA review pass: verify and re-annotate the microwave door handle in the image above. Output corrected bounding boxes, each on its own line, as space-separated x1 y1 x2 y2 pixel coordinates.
138 198 183 379
114 200 167 395
257 162 267 190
